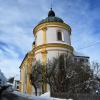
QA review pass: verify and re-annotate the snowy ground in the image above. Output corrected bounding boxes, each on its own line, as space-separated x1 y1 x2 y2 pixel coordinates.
13 91 73 100
40 92 73 100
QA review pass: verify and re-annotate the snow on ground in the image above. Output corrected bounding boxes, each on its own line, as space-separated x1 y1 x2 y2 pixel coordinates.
40 92 73 100
13 91 49 100
13 91 73 100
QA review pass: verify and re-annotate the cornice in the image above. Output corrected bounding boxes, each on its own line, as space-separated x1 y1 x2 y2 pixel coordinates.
33 22 71 36
34 43 73 52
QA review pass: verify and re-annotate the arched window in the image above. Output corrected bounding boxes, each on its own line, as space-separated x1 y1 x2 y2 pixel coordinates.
57 31 62 41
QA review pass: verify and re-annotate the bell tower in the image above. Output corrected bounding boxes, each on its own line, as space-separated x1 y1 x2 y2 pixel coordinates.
20 8 74 96
20 6 90 95
33 8 73 64
32 9 73 94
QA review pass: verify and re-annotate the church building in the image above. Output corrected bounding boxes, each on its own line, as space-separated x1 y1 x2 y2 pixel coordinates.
19 8 89 95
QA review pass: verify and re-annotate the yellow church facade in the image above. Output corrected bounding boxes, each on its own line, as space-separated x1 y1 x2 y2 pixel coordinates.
19 51 34 94
19 8 89 95
20 8 73 95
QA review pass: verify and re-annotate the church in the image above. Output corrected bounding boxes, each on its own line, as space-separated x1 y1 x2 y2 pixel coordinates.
19 8 89 95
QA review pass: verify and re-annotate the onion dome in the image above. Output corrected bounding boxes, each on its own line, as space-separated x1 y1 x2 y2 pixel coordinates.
38 8 64 24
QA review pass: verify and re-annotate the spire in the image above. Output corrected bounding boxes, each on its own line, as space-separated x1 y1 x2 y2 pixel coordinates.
48 8 55 17
51 0 53 10
48 0 55 17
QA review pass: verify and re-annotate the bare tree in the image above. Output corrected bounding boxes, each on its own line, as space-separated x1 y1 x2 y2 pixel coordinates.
30 61 42 96
87 62 100 94
91 62 100 77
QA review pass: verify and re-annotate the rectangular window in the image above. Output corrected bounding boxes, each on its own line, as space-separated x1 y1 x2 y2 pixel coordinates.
85 59 88 62
80 58 84 62
57 31 62 41
17 86 19 89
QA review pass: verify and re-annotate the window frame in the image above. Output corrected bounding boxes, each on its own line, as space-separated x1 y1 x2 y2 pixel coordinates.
57 31 64 41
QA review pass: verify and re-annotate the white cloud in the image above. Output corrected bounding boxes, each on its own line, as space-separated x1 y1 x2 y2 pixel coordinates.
0 0 100 77
0 57 21 78
57 0 100 62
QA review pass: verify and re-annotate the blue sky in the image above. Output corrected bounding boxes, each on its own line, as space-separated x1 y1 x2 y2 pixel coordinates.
0 0 100 78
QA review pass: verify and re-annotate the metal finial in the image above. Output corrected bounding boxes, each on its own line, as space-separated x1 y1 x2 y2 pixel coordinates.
51 0 53 10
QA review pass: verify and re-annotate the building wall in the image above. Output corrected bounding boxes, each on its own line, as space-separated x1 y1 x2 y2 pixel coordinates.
36 26 71 46
34 23 72 63
46 27 71 45
36 30 43 46
14 80 20 91
74 56 89 65
20 21 90 95
20 51 34 95
32 23 73 94
20 22 73 95
35 46 73 61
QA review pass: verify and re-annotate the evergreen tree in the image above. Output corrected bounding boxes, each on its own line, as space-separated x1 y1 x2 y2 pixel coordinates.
30 55 100 98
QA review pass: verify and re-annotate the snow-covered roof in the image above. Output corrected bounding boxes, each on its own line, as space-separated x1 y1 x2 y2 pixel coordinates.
73 51 89 58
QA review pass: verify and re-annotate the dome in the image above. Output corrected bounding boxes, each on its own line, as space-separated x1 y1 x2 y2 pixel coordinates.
33 8 71 36
38 8 64 25
39 16 64 24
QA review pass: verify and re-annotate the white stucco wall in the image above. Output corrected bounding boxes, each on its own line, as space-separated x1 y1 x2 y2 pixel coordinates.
36 30 44 46
35 24 72 62
32 23 73 94
46 50 70 61
46 27 71 45
35 47 72 62
35 25 71 46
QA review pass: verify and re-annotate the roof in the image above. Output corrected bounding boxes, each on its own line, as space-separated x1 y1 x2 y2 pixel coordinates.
39 16 64 24
19 51 34 69
73 51 89 58
38 8 64 25
33 8 72 35
19 53 28 69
